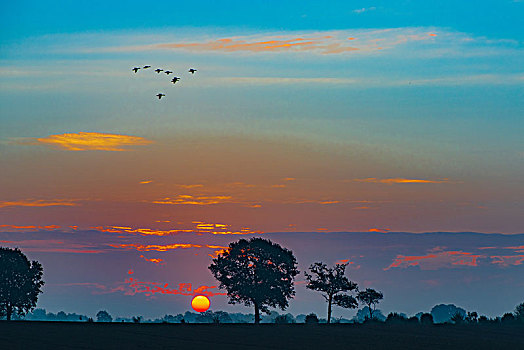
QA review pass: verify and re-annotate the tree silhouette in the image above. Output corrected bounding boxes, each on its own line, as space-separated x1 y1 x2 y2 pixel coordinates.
0 247 44 321
209 238 299 324
451 311 465 324
514 302 524 323
357 288 383 320
96 310 113 322
304 262 358 324
420 313 434 325
305 313 319 324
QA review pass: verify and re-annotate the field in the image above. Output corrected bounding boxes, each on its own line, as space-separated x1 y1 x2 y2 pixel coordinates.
1 321 523 349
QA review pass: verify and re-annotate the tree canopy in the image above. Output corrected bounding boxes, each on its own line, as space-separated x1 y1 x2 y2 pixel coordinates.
0 247 44 321
304 262 358 323
208 237 299 323
357 288 383 320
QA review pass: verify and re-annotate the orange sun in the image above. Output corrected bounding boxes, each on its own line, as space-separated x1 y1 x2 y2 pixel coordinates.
191 295 210 312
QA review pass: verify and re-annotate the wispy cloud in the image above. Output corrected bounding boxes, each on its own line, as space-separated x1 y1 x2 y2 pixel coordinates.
385 250 483 270
353 7 377 14
26 132 152 151
353 178 454 184
94 222 262 236
0 199 78 208
139 255 164 265
93 28 445 56
150 195 233 206
0 224 62 232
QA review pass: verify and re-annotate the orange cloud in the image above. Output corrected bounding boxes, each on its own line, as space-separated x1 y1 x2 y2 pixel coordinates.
110 243 203 252
33 132 152 151
353 178 453 184
385 251 483 270
0 224 61 231
94 222 263 236
139 180 153 184
368 228 390 233
0 200 78 208
151 195 233 205
177 184 204 189
139 255 164 264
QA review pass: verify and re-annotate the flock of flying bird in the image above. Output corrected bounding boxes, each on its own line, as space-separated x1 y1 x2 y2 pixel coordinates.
132 65 198 99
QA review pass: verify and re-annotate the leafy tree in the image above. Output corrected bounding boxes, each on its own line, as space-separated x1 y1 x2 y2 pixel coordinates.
0 247 44 321
304 262 358 324
209 238 299 324
132 316 142 323
357 288 383 320
501 312 515 324
305 313 319 324
274 314 293 324
96 310 113 322
386 312 407 324
514 302 524 323
451 312 465 324
466 311 478 323
430 304 466 324
478 315 489 324
420 313 434 325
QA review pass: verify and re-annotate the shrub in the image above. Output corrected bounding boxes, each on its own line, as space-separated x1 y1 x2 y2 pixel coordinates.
305 313 319 324
420 313 434 325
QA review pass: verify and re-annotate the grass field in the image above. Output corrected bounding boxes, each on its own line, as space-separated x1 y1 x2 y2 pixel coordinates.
1 321 523 349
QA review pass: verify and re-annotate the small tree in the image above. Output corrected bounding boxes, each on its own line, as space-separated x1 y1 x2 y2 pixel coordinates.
386 312 406 324
420 313 434 325
304 262 358 324
466 311 478 324
501 313 515 324
357 288 383 320
0 247 44 321
305 313 319 324
96 310 113 322
451 312 465 324
209 238 299 324
514 302 524 323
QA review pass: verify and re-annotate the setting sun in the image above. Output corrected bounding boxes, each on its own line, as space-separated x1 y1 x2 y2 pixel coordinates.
191 295 210 313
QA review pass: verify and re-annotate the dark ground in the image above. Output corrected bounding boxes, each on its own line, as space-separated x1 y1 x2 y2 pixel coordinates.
0 321 523 350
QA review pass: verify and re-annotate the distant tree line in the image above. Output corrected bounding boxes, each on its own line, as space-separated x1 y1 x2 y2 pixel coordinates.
2 243 524 326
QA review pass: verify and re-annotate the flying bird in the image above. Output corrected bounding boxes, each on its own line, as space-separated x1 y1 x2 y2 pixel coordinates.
156 93 165 99
188 68 197 74
143 65 151 69
132 67 141 73
171 77 181 84
155 69 164 73
164 70 173 75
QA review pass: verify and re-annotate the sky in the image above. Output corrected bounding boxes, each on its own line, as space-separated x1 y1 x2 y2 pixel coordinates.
0 0 523 319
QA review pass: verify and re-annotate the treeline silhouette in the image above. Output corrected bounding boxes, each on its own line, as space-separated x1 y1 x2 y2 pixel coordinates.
11 302 524 325
2 242 524 326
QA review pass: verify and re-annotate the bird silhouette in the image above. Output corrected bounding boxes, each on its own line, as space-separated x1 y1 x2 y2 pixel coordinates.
188 68 197 74
164 71 173 75
156 93 165 99
143 65 151 69
132 67 141 73
155 69 164 73
171 77 181 84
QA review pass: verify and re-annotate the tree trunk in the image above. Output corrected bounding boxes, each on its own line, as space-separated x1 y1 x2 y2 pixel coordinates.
368 303 373 320
254 303 260 324
6 303 12 321
327 294 332 324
